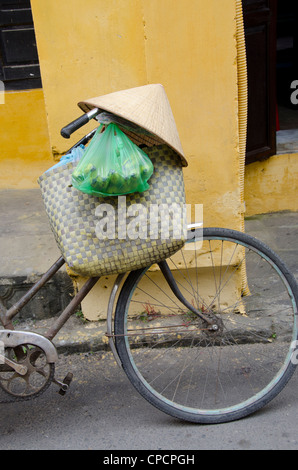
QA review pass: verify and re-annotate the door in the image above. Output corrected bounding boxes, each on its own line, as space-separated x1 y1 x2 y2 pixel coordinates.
243 0 277 164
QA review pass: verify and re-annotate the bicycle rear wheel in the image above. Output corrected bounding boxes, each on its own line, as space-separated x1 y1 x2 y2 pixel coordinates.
114 228 298 423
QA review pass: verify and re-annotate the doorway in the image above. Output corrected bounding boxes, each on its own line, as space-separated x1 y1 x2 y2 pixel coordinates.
243 0 298 162
276 0 298 130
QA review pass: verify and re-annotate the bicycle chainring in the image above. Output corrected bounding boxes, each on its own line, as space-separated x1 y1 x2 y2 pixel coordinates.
0 344 55 403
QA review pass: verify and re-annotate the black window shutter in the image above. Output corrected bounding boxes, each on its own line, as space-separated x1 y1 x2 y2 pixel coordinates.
0 0 41 90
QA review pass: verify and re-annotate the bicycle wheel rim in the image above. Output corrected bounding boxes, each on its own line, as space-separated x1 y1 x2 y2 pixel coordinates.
115 228 298 423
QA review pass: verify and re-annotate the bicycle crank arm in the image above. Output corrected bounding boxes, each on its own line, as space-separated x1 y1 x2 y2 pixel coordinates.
52 372 73 396
0 353 27 375
158 260 216 328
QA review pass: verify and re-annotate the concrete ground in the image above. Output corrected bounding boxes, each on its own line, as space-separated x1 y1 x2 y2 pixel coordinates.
0 189 298 450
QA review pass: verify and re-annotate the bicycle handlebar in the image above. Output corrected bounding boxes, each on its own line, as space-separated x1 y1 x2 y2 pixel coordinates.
60 108 100 138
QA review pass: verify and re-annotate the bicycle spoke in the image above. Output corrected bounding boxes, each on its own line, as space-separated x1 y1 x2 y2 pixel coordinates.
115 228 298 423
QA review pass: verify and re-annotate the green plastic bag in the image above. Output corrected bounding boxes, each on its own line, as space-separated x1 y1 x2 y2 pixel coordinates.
72 123 154 196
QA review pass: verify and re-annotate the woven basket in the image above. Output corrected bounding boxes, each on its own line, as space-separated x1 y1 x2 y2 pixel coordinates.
38 145 186 277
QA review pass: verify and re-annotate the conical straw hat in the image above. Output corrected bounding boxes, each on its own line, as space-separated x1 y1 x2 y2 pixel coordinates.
78 84 187 166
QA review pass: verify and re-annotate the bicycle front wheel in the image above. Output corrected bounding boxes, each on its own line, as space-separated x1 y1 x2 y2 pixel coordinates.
114 228 298 423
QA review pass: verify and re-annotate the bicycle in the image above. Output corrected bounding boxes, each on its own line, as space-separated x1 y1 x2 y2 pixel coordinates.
0 109 297 425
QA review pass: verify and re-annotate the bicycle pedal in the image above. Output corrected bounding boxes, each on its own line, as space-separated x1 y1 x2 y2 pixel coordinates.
53 372 73 396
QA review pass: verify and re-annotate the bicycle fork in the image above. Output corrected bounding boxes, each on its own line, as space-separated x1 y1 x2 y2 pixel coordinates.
158 260 220 332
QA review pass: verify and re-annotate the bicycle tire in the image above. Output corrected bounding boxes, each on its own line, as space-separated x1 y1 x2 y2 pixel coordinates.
114 228 298 424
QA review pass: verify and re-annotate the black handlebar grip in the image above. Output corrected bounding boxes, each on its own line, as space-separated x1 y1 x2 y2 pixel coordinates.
60 108 100 139
60 114 90 139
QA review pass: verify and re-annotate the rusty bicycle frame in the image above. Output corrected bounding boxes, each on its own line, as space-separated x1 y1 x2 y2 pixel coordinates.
0 242 207 371
0 255 126 368
0 108 210 394
0 109 208 375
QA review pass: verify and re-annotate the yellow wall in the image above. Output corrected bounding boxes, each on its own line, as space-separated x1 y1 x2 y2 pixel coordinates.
0 89 53 188
245 153 298 216
31 0 148 156
0 1 295 322
29 0 243 320
31 0 242 231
